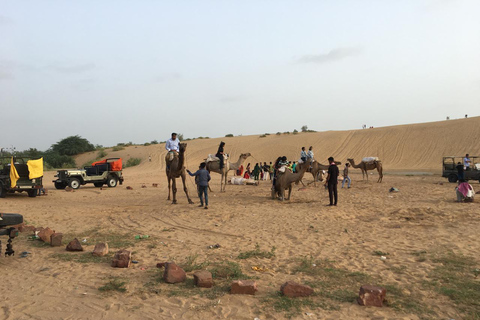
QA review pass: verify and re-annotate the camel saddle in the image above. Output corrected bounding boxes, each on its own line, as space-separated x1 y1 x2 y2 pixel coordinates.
362 157 380 164
205 154 228 164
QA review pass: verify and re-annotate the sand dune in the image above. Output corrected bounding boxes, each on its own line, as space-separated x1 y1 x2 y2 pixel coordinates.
77 116 480 173
2 118 480 320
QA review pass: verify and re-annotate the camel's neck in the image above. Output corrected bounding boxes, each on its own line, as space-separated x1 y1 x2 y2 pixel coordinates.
176 151 185 171
229 156 246 171
348 160 361 168
289 164 308 182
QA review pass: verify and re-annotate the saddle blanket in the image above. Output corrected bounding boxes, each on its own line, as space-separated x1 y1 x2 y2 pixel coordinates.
206 154 229 163
362 157 379 163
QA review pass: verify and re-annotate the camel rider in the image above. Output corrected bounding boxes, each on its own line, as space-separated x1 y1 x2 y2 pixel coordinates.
165 132 180 162
216 141 226 169
307 146 314 163
300 147 307 162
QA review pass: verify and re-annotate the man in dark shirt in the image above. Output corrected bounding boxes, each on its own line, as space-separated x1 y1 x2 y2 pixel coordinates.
216 142 226 170
187 162 211 209
324 156 339 206
456 162 464 181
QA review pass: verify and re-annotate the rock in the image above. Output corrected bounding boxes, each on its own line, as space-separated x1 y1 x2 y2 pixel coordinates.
66 238 84 251
280 281 314 298
19 225 36 233
111 250 131 268
156 262 166 268
92 243 109 257
230 280 257 295
193 270 213 288
126 186 133 190
50 233 63 247
65 187 73 192
152 183 158 187
163 262 186 283
357 285 386 307
38 227 54 244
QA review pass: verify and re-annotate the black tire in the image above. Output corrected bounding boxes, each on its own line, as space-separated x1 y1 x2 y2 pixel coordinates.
54 181 67 190
94 182 103 187
448 174 458 183
0 213 23 227
69 178 81 189
107 176 118 188
0 182 7 198
27 189 37 197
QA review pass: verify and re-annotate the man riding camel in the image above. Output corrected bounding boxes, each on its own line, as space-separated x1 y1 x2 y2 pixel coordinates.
165 132 180 163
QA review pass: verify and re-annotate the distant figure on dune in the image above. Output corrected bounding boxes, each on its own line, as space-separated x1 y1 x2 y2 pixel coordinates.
465 114 468 118
455 179 474 202
324 157 339 206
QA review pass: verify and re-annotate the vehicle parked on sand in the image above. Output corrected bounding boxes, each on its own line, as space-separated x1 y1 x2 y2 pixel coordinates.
0 212 23 256
0 157 43 198
53 158 124 190
442 156 480 183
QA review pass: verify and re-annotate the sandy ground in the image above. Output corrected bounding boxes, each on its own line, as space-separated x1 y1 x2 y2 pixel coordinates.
2 118 480 319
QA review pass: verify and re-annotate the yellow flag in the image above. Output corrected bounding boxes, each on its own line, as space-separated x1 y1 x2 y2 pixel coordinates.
10 157 20 188
27 157 44 179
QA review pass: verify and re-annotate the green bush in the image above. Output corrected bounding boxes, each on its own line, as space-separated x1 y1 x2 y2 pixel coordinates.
225 134 234 137
125 158 141 168
144 142 151 146
51 135 95 156
112 146 125 152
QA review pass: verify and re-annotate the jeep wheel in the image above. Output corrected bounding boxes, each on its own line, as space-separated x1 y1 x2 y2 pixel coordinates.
0 182 7 198
54 181 67 189
27 189 37 197
0 213 23 227
107 176 118 188
448 174 458 183
94 182 103 188
69 178 81 189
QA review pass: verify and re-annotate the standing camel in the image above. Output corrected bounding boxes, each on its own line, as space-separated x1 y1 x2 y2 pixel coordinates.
205 153 251 192
272 161 310 201
306 161 342 187
347 158 383 183
166 143 194 204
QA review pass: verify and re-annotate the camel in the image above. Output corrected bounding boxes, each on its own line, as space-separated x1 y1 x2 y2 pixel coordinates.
165 143 194 204
347 158 383 183
205 153 251 192
272 161 310 201
305 161 342 186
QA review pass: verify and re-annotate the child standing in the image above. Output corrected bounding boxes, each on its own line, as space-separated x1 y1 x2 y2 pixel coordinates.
342 163 351 188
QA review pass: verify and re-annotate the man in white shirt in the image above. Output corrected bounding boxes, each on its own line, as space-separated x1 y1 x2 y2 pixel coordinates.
464 154 471 171
165 133 180 162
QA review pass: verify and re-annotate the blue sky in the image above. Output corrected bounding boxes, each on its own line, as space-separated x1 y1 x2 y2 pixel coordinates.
1 0 479 150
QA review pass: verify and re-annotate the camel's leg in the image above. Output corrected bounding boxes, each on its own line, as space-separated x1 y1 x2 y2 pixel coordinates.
173 179 178 204
181 173 194 204
167 176 171 200
287 185 292 200
223 172 228 192
364 169 368 181
312 172 317 187
377 166 383 183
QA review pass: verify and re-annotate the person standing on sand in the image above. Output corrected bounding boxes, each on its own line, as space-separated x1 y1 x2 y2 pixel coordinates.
252 163 261 181
187 162 211 209
341 163 351 188
324 157 339 206
456 162 465 181
269 162 274 180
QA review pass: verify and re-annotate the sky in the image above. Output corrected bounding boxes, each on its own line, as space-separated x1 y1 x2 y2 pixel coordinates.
1 0 479 151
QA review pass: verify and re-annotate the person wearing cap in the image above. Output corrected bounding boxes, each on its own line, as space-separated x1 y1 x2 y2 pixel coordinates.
324 156 339 206
165 133 180 161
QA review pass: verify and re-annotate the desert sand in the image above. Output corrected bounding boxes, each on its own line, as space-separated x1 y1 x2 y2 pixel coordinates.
2 117 480 320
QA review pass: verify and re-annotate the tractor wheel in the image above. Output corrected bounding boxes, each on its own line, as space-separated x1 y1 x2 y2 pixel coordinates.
69 178 81 189
0 213 23 227
107 176 118 188
447 174 458 183
27 189 37 197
